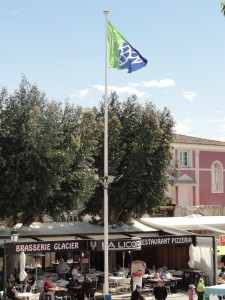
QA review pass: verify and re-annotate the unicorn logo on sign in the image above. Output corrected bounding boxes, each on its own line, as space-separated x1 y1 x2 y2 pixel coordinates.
90 241 97 251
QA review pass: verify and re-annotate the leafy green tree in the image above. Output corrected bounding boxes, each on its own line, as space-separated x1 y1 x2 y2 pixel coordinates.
0 77 97 226
82 92 175 225
221 2 225 16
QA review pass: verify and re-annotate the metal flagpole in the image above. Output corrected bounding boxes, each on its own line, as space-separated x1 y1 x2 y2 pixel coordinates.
103 10 110 298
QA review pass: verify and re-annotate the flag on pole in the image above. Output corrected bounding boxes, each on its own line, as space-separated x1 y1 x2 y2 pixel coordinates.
108 21 148 73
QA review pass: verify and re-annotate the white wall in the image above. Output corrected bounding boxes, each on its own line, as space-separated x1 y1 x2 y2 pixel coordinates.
193 236 215 286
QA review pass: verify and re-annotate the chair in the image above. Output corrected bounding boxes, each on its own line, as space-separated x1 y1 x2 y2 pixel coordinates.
168 270 176 275
97 275 104 290
29 293 40 300
164 281 171 295
35 280 45 293
39 291 52 300
142 284 153 296
173 270 184 276
55 296 63 300
203 275 210 286
120 278 131 292
109 280 116 293
84 287 96 300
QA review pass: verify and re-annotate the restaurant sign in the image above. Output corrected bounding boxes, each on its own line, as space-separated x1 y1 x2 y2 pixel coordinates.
88 239 141 251
8 239 141 254
8 240 88 254
141 235 193 247
7 236 192 254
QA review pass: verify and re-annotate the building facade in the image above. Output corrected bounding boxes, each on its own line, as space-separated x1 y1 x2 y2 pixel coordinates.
167 134 225 214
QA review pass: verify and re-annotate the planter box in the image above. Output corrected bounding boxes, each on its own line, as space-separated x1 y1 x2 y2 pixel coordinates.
152 214 165 217
159 206 175 211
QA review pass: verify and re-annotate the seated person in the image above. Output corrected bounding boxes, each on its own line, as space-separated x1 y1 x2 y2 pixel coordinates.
145 267 151 275
82 277 95 299
67 274 83 300
131 285 142 300
160 266 172 279
218 267 225 278
14 273 21 285
8 274 16 287
154 268 161 279
44 277 56 300
22 280 31 292
27 273 35 286
7 286 21 300
153 280 167 300
72 265 81 277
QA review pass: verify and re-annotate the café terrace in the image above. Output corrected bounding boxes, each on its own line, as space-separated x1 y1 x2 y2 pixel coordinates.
1 215 224 285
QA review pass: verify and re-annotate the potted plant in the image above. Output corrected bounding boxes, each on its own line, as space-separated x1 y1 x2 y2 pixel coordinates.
158 198 176 215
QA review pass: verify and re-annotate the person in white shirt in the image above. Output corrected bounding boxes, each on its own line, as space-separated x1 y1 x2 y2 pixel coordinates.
72 265 81 277
160 266 172 279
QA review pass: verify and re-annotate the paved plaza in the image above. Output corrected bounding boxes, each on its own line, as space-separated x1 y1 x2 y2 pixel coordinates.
104 291 219 300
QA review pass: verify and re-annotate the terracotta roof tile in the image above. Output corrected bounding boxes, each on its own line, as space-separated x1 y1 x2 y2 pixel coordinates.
173 134 225 146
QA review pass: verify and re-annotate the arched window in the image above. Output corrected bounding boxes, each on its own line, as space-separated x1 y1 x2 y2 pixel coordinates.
211 161 223 193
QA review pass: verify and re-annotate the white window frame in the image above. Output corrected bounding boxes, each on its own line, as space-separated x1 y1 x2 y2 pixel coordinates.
179 150 192 168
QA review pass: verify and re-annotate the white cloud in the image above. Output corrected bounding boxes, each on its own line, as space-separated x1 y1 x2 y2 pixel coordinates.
208 118 225 123
182 92 197 102
174 122 192 134
141 78 176 88
93 78 175 97
93 84 146 98
69 88 90 98
93 85 104 92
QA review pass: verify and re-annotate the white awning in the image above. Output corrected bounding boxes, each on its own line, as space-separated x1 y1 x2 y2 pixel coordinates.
140 215 225 236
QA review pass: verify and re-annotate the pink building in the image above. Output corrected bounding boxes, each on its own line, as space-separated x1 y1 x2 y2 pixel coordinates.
167 134 225 214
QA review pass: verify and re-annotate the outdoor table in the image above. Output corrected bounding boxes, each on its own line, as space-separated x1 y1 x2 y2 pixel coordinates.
109 276 125 282
169 276 182 281
109 276 126 293
147 278 171 283
15 284 23 291
51 287 68 292
143 274 153 278
67 285 84 299
205 284 225 296
55 280 69 287
147 276 182 291
18 292 34 297
182 269 205 274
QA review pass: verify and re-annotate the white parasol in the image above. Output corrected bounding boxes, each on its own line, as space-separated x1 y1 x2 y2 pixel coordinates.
188 244 195 268
20 251 27 281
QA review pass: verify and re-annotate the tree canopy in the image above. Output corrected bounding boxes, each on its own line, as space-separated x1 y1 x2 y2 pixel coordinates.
0 77 97 226
81 92 175 225
221 2 225 16
0 79 176 227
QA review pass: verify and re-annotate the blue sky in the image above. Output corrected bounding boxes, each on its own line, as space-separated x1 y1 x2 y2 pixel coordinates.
1 1 225 141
